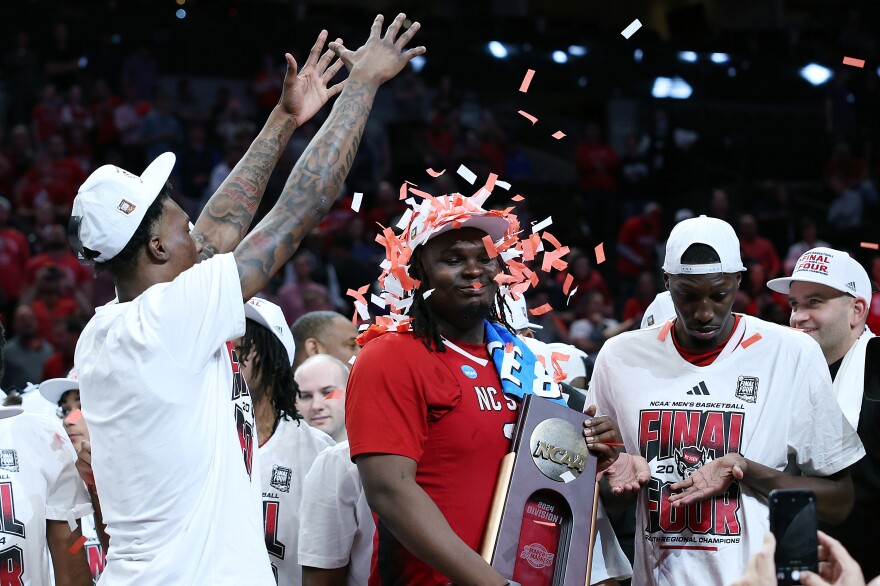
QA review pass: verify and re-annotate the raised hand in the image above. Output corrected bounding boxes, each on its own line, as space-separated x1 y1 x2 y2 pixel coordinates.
75 439 96 488
602 452 651 494
668 452 747 507
279 30 348 128
329 13 426 86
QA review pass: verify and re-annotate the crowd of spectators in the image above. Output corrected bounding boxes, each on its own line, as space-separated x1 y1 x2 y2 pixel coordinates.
1 18 879 392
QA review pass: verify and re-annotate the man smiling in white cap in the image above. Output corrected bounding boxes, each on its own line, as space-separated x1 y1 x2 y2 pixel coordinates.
768 247 880 579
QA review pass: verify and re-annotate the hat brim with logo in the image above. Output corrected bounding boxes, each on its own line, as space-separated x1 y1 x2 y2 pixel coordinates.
767 247 872 307
69 152 176 262
244 297 297 366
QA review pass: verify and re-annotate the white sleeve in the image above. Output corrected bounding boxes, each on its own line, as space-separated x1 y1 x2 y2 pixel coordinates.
587 348 615 421
42 418 93 522
787 341 865 476
297 448 361 569
589 501 633 583
140 253 245 370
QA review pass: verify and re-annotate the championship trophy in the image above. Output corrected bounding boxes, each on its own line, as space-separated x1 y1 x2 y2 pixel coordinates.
480 393 599 586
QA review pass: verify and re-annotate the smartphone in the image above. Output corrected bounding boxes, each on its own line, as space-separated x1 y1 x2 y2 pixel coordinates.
769 489 818 585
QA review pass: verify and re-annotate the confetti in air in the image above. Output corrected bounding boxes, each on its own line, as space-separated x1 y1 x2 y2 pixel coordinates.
621 19 642 39
519 69 536 93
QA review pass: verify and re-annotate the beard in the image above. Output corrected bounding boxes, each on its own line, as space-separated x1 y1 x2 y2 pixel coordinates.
459 300 493 322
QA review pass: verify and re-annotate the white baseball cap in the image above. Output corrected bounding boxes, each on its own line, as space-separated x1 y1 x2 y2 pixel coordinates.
39 377 79 405
245 297 296 366
500 294 543 331
69 152 176 262
767 247 872 306
662 215 746 275
405 194 510 250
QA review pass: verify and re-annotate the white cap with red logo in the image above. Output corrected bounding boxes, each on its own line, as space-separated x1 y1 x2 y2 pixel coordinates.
767 246 872 307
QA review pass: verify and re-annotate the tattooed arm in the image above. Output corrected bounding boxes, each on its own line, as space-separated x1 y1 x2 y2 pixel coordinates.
192 30 346 259
235 13 425 301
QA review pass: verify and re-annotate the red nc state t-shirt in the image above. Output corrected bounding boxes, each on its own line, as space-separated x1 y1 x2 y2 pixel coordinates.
347 332 517 586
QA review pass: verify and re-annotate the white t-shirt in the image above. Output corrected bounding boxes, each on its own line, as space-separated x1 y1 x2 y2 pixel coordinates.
75 253 275 585
590 314 865 586
259 416 334 585
0 411 92 586
297 441 374 586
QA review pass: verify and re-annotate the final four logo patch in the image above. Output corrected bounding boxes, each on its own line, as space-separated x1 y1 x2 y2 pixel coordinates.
0 449 18 472
735 376 759 403
270 465 292 493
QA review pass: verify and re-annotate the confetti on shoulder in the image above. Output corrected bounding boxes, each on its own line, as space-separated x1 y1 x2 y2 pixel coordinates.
426 168 446 177
351 192 363 212
594 242 606 264
518 110 538 125
861 242 879 250
843 56 865 68
519 69 536 93
621 18 642 39
551 131 566 140
457 164 477 184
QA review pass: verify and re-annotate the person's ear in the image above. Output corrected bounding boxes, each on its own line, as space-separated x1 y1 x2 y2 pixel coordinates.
852 298 868 327
305 338 321 357
663 273 671 291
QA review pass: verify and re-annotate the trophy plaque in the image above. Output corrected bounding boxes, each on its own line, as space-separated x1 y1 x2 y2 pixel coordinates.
480 393 599 586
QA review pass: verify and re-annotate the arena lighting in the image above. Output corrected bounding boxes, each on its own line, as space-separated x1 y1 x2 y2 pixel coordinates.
176 8 186 19
710 52 730 64
651 77 692 99
634 48 644 63
567 45 588 57
488 41 508 59
552 50 568 64
875 66 880 78
677 51 698 63
727 67 737 77
409 55 426 73
800 63 832 86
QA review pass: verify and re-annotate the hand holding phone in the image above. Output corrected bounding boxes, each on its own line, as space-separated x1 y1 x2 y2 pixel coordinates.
770 489 818 585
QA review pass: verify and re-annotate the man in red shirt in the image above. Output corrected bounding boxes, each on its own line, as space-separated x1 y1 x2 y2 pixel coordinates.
0 197 31 311
616 203 662 303
346 192 632 585
738 214 780 279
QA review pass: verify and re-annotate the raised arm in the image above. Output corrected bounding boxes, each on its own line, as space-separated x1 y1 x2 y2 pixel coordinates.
234 13 424 301
193 30 346 258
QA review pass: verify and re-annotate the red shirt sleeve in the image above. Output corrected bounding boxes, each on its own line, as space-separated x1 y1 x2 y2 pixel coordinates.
346 334 456 463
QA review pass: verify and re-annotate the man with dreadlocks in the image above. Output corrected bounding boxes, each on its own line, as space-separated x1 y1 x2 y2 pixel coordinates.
239 297 334 585
345 191 631 585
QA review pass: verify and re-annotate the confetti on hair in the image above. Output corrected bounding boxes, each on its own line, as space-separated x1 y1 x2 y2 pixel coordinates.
326 389 343 400
511 194 525 202
843 56 865 68
456 164 477 184
69 535 87 554
551 131 567 140
740 333 763 349
563 274 574 295
529 304 553 316
426 168 446 177
519 69 536 93
532 216 553 233
351 192 363 212
621 18 642 39
861 242 879 250
370 294 386 309
595 242 606 264
518 110 538 125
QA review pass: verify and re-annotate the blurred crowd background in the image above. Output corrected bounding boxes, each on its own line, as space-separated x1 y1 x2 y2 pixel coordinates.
1 0 879 393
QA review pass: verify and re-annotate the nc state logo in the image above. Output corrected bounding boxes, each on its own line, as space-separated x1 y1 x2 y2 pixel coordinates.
674 445 713 479
520 543 555 569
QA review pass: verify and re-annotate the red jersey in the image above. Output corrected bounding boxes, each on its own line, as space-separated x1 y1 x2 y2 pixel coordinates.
0 228 31 299
347 332 517 585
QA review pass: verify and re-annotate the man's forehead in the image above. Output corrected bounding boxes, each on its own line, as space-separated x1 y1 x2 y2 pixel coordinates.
788 281 848 300
669 272 736 290
424 228 488 252
322 316 356 340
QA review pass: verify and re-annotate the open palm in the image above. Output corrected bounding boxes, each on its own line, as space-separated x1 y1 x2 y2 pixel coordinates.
280 30 347 128
669 453 746 507
603 453 651 494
